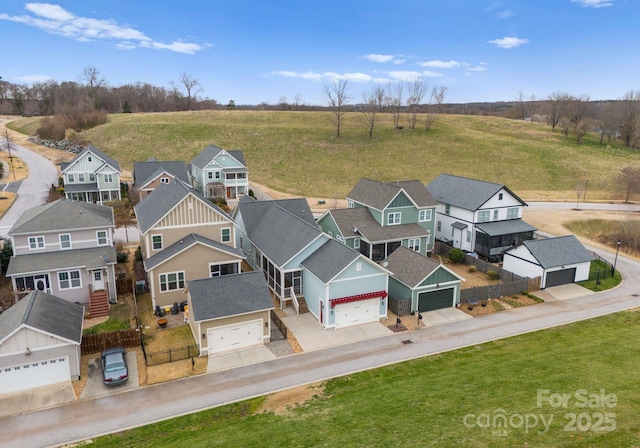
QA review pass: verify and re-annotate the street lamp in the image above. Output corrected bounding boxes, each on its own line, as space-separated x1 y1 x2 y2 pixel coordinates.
584 179 588 202
611 240 621 277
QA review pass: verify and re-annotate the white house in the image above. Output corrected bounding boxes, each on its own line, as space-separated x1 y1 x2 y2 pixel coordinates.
60 144 122 204
189 144 249 200
503 235 593 288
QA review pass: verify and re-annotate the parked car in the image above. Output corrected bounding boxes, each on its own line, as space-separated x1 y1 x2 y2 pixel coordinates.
101 347 128 386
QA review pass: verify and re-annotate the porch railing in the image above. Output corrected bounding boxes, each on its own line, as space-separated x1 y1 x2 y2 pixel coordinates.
290 288 300 315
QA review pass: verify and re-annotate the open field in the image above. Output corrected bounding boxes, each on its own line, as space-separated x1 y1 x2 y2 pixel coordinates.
10 111 640 200
86 310 640 447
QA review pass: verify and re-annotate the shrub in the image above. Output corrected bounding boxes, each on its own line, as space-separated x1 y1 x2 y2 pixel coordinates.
117 251 129 263
486 270 499 280
135 245 143 262
448 248 465 263
248 189 255 198
468 265 478 273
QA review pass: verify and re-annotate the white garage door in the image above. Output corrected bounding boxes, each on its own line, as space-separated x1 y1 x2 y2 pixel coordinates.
0 357 70 394
335 298 379 328
207 319 264 355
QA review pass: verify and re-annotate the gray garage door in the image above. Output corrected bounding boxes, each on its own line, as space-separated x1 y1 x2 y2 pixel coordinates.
545 268 576 288
418 288 454 312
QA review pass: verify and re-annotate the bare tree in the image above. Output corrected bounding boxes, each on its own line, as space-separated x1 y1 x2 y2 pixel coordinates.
278 96 289 111
360 89 380 138
373 85 386 112
616 166 640 202
545 92 570 131
386 83 403 129
179 73 202 111
324 79 350 138
405 78 426 130
294 93 302 111
81 66 106 111
616 90 640 148
515 90 527 120
424 86 447 131
565 95 593 144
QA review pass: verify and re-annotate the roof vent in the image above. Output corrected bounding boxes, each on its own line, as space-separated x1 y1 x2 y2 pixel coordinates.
352 225 358 233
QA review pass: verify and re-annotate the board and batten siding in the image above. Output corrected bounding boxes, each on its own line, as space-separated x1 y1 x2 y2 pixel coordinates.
155 197 230 229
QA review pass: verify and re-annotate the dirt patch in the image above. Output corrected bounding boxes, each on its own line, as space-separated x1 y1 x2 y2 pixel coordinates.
435 259 500 288
460 294 544 317
259 382 325 415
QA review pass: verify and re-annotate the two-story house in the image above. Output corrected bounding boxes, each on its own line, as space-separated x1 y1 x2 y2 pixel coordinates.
133 158 191 201
233 196 390 329
189 144 249 201
317 179 438 262
5 199 117 317
427 174 537 261
134 180 244 309
60 144 122 204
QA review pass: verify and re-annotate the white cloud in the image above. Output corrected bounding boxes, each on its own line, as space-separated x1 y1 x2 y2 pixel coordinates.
388 71 423 81
571 0 613 7
419 60 461 69
488 36 529 48
496 9 515 19
392 59 405 65
466 63 489 72
14 74 53 83
271 71 371 82
0 3 204 54
363 54 394 63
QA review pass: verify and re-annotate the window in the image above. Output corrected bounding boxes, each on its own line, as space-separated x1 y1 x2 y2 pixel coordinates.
221 228 231 243
58 270 81 289
445 204 451 215
28 236 45 250
78 173 85 182
493 210 499 220
353 238 360 250
104 174 113 183
499 193 503 200
208 172 213 180
437 221 441 232
478 210 490 223
336 235 344 243
101 191 110 201
210 263 238 277
67 174 75 183
160 177 170 184
152 235 163 250
237 173 247 179
59 234 71 249
419 209 432 222
347 200 354 208
387 212 401 225
507 207 519 219
88 156 92 162
215 172 220 179
408 238 420 252
466 230 471 242
89 173 95 182
159 272 185 292
97 230 108 246
226 173 237 180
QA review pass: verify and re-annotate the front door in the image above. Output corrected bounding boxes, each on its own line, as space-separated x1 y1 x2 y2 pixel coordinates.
93 270 105 291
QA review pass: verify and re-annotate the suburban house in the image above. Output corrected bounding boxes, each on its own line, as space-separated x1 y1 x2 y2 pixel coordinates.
132 158 191 201
427 174 536 261
0 290 84 394
317 179 437 262
503 235 593 288
134 180 244 309
189 144 249 200
186 271 274 356
60 144 122 204
233 196 390 329
5 199 117 317
382 246 464 314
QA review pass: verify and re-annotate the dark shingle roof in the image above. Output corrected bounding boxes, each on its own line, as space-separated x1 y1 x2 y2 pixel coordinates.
475 219 537 237
134 180 230 234
133 160 190 189
237 198 323 266
521 235 594 269
143 233 244 271
346 178 437 210
9 199 114 234
427 174 526 211
190 145 247 170
0 290 84 344
6 246 117 276
300 239 360 283
61 144 121 173
188 271 273 321
326 207 429 243
382 246 462 288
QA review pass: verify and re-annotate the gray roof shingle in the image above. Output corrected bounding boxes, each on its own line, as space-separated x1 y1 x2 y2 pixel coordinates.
190 145 247 170
427 174 526 211
187 271 273 321
346 178 437 210
143 233 244 271
9 199 114 234
6 246 117 276
326 207 429 243
475 219 537 236
133 160 190 189
300 239 360 283
521 235 594 269
382 246 459 288
0 290 84 344
60 144 121 173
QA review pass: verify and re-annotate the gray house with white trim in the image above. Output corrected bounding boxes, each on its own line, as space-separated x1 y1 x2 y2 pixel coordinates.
189 145 249 200
133 158 191 201
60 145 122 204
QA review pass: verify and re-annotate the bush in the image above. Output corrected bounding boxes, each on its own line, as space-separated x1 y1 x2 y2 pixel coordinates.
117 251 129 263
448 248 465 263
486 270 499 280
468 265 477 273
36 109 107 140
135 245 143 262
248 189 255 198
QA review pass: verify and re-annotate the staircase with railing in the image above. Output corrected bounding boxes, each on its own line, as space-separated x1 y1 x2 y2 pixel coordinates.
89 285 110 318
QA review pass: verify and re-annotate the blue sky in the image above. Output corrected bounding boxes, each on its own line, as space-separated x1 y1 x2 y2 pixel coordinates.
1 0 638 106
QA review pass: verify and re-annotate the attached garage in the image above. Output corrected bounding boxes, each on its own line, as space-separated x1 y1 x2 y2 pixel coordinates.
418 288 455 312
335 298 379 328
545 268 577 288
0 357 70 394
207 319 264 355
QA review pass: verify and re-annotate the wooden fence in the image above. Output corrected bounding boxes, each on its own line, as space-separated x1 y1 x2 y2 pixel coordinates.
116 277 133 294
389 297 411 317
81 328 141 355
270 310 288 339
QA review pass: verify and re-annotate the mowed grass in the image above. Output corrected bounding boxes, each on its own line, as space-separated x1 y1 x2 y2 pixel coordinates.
10 111 640 199
88 311 640 448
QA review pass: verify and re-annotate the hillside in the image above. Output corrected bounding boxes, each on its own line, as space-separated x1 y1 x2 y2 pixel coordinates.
11 111 640 200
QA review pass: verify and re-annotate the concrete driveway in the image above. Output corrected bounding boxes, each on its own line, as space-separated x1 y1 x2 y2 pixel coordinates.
79 351 140 400
0 381 75 419
543 283 595 301
207 346 277 373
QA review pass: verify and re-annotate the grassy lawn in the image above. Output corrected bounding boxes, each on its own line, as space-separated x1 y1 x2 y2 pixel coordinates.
87 310 640 447
10 112 640 200
83 302 132 335
578 259 622 292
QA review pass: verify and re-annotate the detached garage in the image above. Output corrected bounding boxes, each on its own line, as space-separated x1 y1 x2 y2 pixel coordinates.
503 235 593 289
0 290 84 394
383 246 464 314
186 271 274 356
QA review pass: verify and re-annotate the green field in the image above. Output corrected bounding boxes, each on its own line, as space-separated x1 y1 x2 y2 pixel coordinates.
88 311 640 447
10 111 640 200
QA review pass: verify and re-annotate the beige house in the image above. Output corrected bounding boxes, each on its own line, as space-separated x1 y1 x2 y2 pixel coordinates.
133 159 191 201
